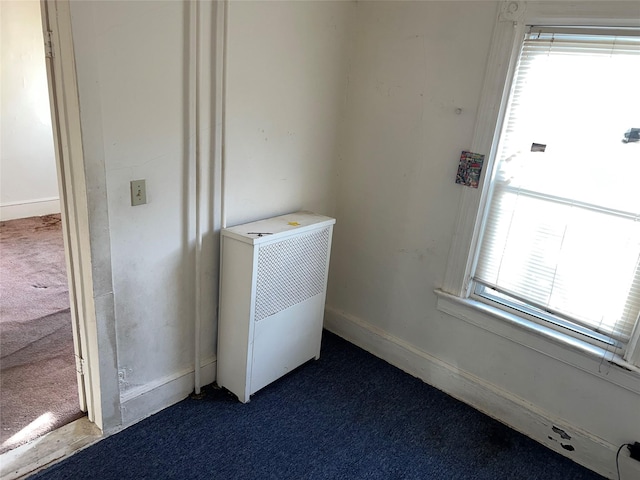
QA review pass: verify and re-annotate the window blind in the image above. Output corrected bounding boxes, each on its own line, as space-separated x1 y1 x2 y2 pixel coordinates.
474 28 640 341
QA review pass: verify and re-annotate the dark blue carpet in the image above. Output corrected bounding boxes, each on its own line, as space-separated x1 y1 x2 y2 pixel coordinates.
31 331 604 480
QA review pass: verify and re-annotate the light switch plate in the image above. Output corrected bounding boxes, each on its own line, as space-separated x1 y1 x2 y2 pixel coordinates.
130 179 147 206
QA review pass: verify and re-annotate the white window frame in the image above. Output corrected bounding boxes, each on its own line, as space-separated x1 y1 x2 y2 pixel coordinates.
437 1 640 372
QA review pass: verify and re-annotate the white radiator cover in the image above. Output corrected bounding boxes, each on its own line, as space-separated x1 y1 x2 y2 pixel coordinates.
216 211 335 402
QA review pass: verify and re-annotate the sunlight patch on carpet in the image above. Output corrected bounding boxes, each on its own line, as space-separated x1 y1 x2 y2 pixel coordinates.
2 412 55 450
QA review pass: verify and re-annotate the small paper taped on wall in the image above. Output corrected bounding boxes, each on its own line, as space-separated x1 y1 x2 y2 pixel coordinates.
455 151 485 188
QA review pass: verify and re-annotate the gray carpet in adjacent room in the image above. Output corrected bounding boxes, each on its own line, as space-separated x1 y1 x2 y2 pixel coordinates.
0 214 83 454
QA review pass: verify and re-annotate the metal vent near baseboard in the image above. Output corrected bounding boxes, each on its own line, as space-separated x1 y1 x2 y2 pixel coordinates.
254 227 330 322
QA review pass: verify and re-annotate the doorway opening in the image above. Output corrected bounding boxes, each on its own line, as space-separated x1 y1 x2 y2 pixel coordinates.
0 0 85 454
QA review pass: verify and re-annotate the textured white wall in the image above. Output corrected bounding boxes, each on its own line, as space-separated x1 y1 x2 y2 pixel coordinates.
65 1 639 473
0 0 59 220
326 1 640 476
224 0 353 226
67 1 197 427
328 1 492 337
67 0 353 429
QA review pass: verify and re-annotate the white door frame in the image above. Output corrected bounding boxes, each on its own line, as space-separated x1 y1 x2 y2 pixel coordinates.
40 0 103 430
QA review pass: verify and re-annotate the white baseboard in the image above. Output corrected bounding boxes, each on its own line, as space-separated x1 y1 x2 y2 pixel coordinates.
0 198 60 221
324 305 639 480
119 357 216 428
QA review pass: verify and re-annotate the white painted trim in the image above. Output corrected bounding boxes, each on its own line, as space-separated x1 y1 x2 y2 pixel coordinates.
517 1 640 27
323 305 640 480
41 0 106 426
219 0 228 230
120 357 216 427
190 0 203 396
435 290 640 393
442 2 522 296
625 318 640 366
0 198 60 221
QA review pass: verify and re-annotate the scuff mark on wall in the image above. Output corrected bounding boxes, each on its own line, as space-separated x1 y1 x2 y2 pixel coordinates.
552 426 571 440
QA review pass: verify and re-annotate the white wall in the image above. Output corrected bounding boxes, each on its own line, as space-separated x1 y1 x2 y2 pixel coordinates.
325 2 640 479
66 0 353 430
328 1 488 332
224 1 353 226
62 0 639 477
0 0 59 221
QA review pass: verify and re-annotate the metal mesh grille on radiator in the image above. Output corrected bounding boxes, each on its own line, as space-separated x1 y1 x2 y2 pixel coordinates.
254 228 330 322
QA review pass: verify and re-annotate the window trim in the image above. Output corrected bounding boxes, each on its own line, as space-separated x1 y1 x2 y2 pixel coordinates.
435 289 640 392
472 284 625 353
440 1 640 367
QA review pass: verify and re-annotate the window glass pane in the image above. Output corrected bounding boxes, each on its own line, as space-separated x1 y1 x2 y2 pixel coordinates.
499 36 640 211
474 30 640 340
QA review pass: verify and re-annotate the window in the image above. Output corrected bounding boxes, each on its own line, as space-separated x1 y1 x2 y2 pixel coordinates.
473 27 640 354
439 3 640 369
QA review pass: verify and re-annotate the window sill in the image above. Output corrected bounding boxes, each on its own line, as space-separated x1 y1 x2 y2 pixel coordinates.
434 289 640 395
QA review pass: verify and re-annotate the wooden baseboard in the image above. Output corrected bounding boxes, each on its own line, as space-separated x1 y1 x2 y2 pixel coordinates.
119 357 216 427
